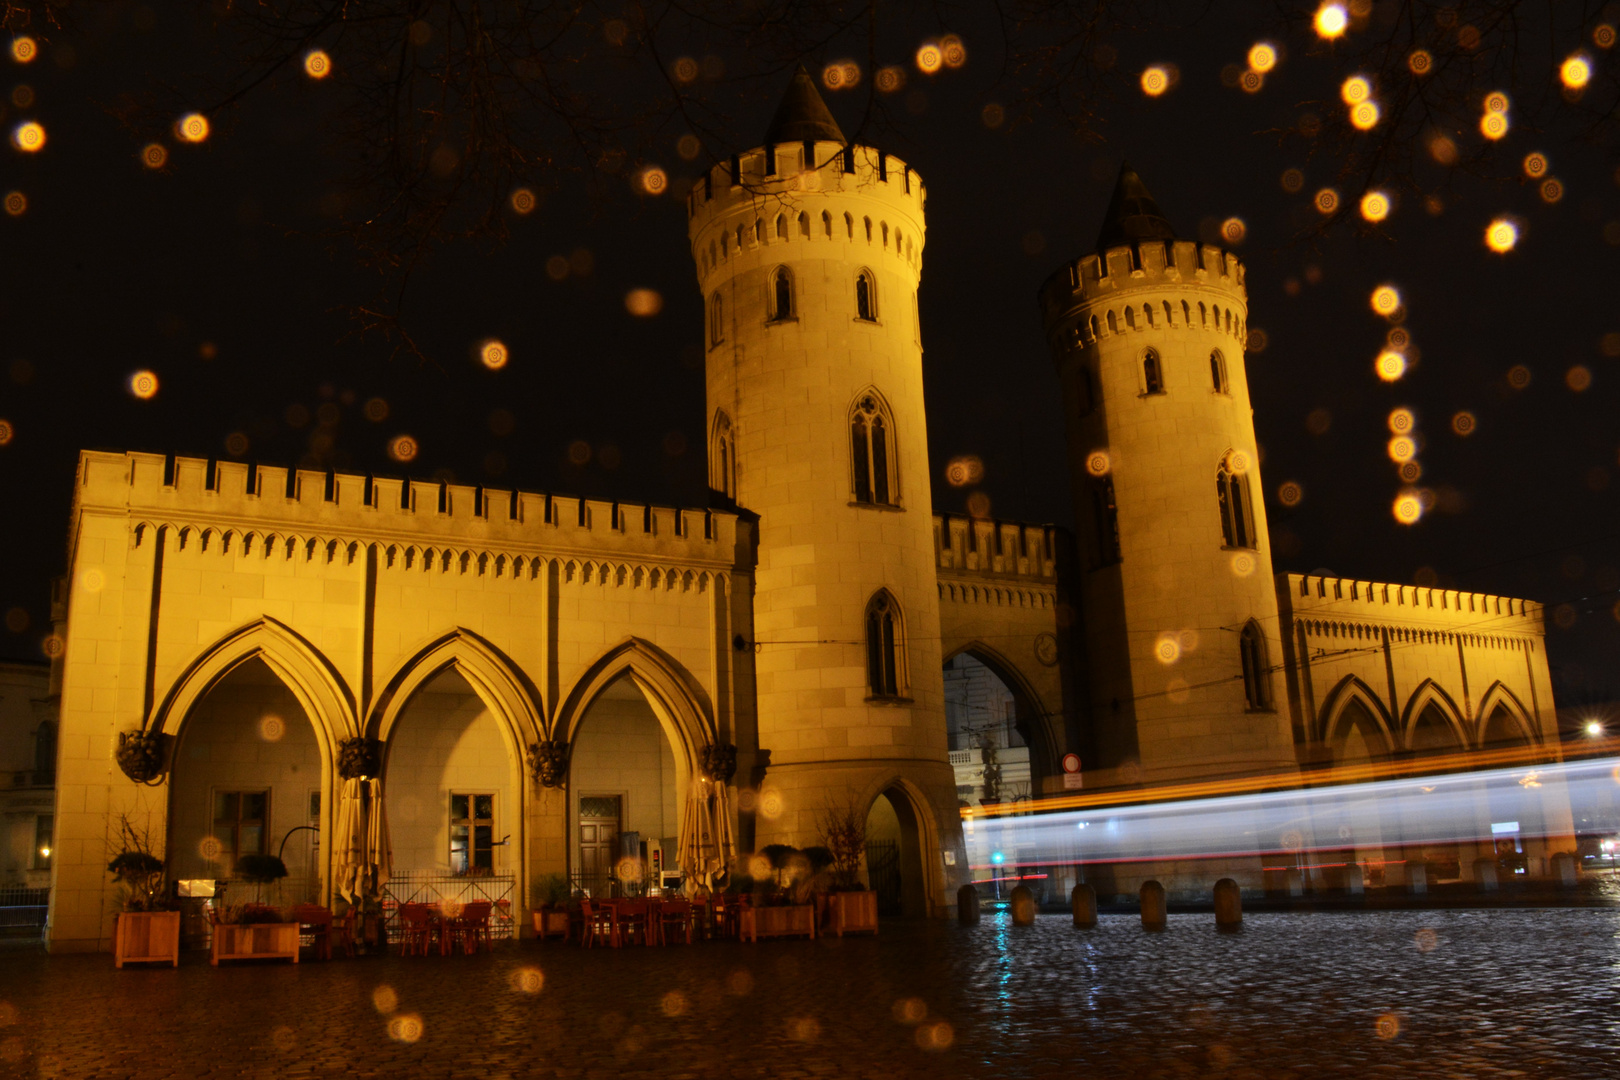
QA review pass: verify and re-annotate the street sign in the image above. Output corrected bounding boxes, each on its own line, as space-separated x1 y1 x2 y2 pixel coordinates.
1063 773 1084 790
1061 752 1082 774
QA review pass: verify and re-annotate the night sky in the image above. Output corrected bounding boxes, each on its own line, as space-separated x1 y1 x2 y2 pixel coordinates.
1 3 1616 717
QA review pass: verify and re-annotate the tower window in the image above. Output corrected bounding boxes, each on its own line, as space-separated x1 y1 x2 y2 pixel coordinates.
845 212 854 238
865 590 905 698
770 267 794 321
855 270 877 321
1092 475 1121 566
709 292 724 347
798 212 810 238
850 392 897 506
1142 349 1164 394
1210 349 1228 393
822 210 832 238
710 411 735 499
754 219 763 243
864 217 873 242
1239 620 1271 710
1217 454 1255 549
776 214 788 240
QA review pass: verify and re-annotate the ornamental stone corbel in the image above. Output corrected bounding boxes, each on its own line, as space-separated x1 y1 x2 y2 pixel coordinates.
337 737 383 780
528 739 569 788
115 730 168 785
700 742 737 784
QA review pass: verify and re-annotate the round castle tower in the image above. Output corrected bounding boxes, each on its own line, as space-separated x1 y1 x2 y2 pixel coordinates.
1039 165 1297 785
686 70 961 908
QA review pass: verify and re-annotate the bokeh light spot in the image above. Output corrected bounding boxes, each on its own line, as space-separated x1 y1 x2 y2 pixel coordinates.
1085 451 1111 477
1350 101 1380 130
388 435 418 463
511 966 544 994
1340 76 1371 104
258 715 286 742
892 997 928 1024
1248 43 1278 73
637 166 667 195
224 432 249 455
916 43 943 74
875 66 905 93
1375 1013 1401 1040
12 121 44 152
1314 188 1339 214
1155 634 1181 665
1370 285 1401 316
1388 408 1414 434
1393 493 1423 525
128 370 159 399
1359 191 1389 222
1484 91 1511 114
11 37 38 64
1220 217 1246 244
176 113 210 143
1451 411 1476 436
387 1013 423 1043
1314 3 1348 38
1566 365 1592 392
945 455 984 486
672 57 699 84
141 143 168 169
303 50 332 79
659 990 686 1016
916 1020 955 1050
1538 178 1563 204
1407 49 1432 74
1480 110 1509 140
1388 436 1416 463
676 134 701 160
1280 169 1303 193
941 35 967 68
510 187 537 214
1239 68 1264 93
0 419 12 446
1140 65 1171 96
981 103 1005 128
1561 54 1591 89
1376 351 1407 381
3 191 25 216
480 339 509 370
1278 481 1303 507
1507 364 1532 389
625 289 663 317
1595 24 1616 49
1485 218 1518 252
1522 152 1547 177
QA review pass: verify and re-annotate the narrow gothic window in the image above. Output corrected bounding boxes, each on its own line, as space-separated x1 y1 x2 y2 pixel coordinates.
1143 349 1164 394
822 210 832 237
850 393 897 505
770 267 794 321
1092 476 1121 565
754 219 763 243
845 212 854 238
865 591 903 697
776 214 788 239
710 411 735 498
864 217 873 242
1216 455 1255 548
798 212 810 238
1239 620 1271 709
855 270 877 321
709 292 723 347
1210 349 1228 393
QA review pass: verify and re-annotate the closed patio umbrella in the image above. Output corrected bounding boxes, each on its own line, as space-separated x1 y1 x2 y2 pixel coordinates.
678 778 736 893
334 777 365 903
364 777 392 899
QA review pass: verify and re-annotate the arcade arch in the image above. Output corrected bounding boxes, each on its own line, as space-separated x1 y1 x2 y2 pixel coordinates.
942 646 1055 805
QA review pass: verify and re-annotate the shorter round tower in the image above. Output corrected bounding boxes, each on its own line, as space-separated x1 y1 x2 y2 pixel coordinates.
1039 165 1297 785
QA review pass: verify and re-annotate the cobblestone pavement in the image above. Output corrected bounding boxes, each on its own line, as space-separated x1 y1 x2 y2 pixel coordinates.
3 908 1619 1079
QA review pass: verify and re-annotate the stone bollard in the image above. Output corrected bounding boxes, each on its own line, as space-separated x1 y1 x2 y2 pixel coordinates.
1213 878 1242 930
1009 884 1036 926
957 883 981 925
1139 880 1167 931
1342 863 1365 897
1072 883 1098 928
1406 861 1428 896
1551 852 1578 888
1473 857 1499 892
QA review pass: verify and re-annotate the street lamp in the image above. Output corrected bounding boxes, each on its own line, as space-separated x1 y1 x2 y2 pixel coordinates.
1585 720 1604 738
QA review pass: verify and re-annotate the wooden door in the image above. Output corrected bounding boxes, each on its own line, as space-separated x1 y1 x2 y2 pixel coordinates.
578 795 621 898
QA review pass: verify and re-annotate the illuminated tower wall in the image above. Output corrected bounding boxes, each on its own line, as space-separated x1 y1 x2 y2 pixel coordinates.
1039 167 1297 785
684 72 962 909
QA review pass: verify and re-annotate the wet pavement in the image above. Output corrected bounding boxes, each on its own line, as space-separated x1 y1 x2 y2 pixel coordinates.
2 908 1618 1078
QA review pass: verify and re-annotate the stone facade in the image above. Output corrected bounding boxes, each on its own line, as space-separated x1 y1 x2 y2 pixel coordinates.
40 83 1562 951
1 660 55 891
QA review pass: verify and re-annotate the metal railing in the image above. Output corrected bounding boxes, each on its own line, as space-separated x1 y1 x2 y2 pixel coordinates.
0 886 48 936
382 872 516 942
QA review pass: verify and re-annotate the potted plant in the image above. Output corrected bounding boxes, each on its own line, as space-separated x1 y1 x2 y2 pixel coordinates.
815 799 879 936
739 846 816 942
531 872 572 940
109 815 180 968
210 855 299 964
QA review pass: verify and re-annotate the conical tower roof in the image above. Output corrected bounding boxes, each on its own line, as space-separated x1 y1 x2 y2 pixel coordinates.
763 66 847 144
1095 162 1177 250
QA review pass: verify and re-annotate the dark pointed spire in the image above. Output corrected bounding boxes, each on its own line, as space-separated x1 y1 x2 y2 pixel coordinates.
1096 162 1177 251
763 66 847 145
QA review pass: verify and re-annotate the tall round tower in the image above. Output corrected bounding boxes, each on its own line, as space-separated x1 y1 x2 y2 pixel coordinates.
1039 165 1297 785
686 70 960 909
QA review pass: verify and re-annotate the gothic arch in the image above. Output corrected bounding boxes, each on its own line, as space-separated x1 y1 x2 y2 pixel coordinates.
940 640 1059 783
147 616 356 752
1474 681 1538 746
1316 675 1397 753
849 385 900 506
554 638 715 777
857 773 944 917
368 628 545 750
1399 679 1469 750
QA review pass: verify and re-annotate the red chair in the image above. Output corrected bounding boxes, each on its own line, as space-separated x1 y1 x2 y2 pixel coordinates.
397 903 440 957
659 900 693 945
450 901 494 954
579 898 617 948
291 903 334 960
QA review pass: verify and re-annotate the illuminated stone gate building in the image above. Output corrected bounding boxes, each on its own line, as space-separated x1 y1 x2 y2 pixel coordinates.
43 73 1560 950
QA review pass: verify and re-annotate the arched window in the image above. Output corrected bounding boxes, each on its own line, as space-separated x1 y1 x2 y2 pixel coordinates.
1144 304 1155 328
850 392 897 505
798 211 810 238
1092 475 1121 565
1163 301 1174 326
769 267 794 321
863 216 873 242
855 269 877 321
1239 620 1271 710
1106 310 1118 334
1210 349 1228 393
776 214 788 240
1216 453 1255 549
753 219 763 243
1125 307 1137 331
881 222 889 247
710 411 735 499
844 212 854 238
1142 348 1164 394
822 210 832 237
709 292 724 347
865 590 904 697
737 224 746 249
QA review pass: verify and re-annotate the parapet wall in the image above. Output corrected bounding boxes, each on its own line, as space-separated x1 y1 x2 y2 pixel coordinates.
1039 240 1248 350
73 451 747 571
933 515 1059 582
1281 573 1544 643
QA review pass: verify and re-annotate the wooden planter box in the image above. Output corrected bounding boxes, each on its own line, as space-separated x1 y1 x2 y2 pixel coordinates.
819 891 879 937
114 911 181 968
211 922 300 965
740 904 816 943
531 907 570 940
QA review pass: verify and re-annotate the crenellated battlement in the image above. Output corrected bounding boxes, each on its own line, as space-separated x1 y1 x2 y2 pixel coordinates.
1039 240 1249 352
1279 572 1544 638
73 450 745 568
932 514 1059 583
686 141 924 287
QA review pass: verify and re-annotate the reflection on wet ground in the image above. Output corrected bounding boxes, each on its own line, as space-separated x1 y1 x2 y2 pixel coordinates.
3 909 1618 1077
